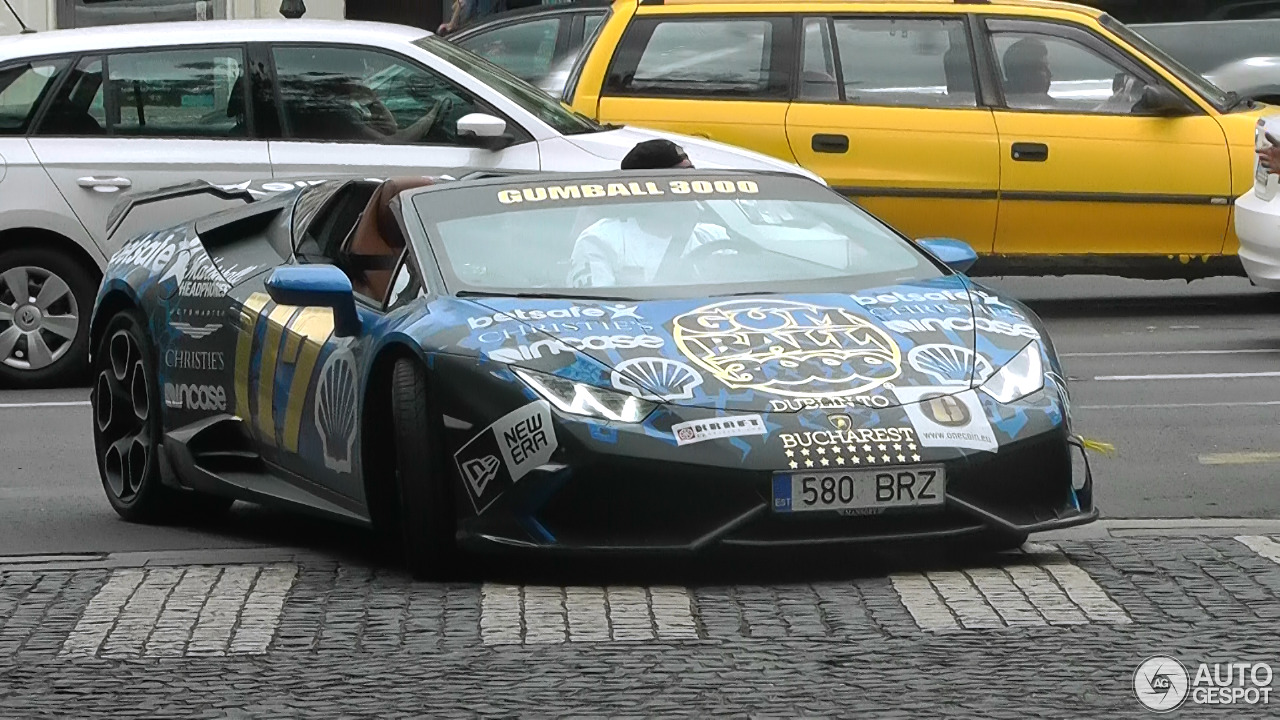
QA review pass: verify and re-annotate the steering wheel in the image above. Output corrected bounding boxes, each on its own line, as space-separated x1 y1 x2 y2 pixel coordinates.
1093 72 1144 113
679 237 767 280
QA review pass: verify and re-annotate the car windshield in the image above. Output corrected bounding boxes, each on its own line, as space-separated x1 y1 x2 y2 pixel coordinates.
1100 14 1233 110
412 34 602 135
413 173 945 300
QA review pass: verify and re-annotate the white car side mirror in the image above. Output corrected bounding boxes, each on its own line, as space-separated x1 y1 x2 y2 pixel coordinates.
457 113 510 150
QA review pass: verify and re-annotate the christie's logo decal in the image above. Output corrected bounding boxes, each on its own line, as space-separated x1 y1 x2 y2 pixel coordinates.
672 299 901 399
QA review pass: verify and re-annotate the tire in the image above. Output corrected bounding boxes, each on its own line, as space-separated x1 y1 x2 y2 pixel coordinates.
0 245 97 388
90 308 231 523
390 357 457 580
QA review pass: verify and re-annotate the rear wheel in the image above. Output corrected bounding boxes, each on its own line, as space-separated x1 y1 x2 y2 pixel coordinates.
91 308 231 523
0 246 96 388
390 357 457 579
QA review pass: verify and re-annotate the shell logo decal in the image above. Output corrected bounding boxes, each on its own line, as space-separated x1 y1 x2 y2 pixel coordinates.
671 299 901 399
314 347 358 474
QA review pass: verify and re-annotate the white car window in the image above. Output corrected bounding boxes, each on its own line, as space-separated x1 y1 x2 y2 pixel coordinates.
34 49 245 138
108 48 245 137
0 59 68 135
272 45 495 147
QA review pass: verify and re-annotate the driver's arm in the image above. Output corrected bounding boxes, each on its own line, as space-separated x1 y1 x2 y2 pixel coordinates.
371 98 449 144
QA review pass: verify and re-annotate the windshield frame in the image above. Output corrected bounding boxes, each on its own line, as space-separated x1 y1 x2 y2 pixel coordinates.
1098 14 1232 111
412 34 603 136
406 173 954 302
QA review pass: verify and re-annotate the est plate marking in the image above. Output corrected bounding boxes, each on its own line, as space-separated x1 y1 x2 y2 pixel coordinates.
772 466 946 513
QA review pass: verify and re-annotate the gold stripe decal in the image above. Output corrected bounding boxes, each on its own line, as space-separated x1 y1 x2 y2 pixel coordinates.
282 308 335 453
235 292 272 422
256 304 300 448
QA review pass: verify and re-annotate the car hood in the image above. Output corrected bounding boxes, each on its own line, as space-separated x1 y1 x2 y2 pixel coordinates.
563 126 827 185
455 277 1046 413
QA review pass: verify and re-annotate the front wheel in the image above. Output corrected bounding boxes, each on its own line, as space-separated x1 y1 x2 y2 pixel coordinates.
91 308 230 523
390 357 457 579
0 246 97 388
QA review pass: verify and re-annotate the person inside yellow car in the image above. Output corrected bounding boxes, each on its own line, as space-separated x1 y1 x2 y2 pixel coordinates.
1002 38 1058 110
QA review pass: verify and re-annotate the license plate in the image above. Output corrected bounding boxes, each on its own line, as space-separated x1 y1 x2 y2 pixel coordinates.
772 466 945 514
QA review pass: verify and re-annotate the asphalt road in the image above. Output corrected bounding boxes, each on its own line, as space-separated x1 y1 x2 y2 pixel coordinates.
3 275 1279 557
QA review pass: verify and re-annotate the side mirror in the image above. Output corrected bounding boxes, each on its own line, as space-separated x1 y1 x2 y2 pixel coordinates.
265 265 362 337
1136 85 1190 117
457 113 512 150
917 237 978 274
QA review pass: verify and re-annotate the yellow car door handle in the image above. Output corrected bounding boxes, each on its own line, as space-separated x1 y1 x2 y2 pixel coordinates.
1011 143 1049 162
812 134 849 154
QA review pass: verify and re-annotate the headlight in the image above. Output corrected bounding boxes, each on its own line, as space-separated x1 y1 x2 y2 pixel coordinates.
979 341 1044 404
514 368 656 423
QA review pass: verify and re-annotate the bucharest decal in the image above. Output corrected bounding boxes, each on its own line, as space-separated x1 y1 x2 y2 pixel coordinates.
672 299 901 399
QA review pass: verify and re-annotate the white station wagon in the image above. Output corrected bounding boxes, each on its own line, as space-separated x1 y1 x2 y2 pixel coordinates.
0 19 819 387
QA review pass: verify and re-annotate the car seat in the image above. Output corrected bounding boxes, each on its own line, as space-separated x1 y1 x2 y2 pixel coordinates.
943 45 976 104
342 177 437 300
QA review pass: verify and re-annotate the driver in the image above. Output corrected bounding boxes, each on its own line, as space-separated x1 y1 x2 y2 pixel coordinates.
567 202 731 287
1002 38 1057 109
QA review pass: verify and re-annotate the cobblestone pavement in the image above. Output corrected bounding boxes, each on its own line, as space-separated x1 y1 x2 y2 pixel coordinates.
4 535 1280 717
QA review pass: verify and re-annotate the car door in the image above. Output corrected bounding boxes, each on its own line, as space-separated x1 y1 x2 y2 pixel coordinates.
228 182 389 501
264 44 540 180
981 18 1233 257
594 13 796 160
27 46 272 259
784 14 1001 252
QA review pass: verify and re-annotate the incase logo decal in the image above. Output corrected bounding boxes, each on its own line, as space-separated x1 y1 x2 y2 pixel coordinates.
163 383 227 411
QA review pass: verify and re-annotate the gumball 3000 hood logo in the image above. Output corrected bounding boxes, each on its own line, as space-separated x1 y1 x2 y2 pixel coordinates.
672 299 901 398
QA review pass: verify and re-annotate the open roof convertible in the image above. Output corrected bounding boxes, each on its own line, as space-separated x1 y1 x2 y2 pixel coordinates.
88 169 1097 578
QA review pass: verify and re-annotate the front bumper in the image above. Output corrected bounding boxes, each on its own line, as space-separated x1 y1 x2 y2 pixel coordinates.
1235 191 1280 290
456 426 1096 555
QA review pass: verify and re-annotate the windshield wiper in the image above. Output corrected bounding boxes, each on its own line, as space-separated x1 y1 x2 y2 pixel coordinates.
456 290 637 301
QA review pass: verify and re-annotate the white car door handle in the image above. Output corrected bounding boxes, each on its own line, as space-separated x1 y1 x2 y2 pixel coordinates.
77 176 132 192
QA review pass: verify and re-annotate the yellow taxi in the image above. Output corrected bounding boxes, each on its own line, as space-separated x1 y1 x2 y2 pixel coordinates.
562 0 1276 277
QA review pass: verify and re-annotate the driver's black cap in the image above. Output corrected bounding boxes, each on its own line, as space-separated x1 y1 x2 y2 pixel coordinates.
621 139 692 170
